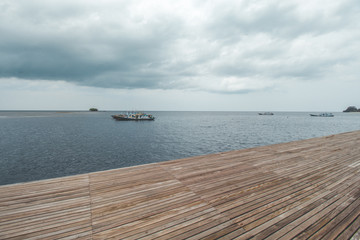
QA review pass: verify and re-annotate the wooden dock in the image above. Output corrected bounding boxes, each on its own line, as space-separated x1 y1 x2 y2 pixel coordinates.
1 131 360 239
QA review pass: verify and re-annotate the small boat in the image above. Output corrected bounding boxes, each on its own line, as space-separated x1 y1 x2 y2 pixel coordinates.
310 113 334 117
112 112 155 121
258 112 274 115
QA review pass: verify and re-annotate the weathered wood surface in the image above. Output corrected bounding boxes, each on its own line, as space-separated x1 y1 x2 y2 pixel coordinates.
0 131 359 239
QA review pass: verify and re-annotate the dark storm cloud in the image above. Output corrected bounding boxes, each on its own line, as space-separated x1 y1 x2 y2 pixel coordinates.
1 0 359 93
0 0 190 89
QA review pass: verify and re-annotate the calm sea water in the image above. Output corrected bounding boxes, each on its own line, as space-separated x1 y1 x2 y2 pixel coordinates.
1 111 360 185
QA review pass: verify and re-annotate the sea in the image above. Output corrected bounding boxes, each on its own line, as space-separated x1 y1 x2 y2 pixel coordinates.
1 111 360 186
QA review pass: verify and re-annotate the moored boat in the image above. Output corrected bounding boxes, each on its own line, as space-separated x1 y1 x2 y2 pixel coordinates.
112 112 155 121
310 113 334 117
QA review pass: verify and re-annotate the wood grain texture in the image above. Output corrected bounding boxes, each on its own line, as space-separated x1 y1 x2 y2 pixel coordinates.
0 131 359 239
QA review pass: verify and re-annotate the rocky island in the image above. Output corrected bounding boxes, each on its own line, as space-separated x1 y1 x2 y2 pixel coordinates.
343 106 360 112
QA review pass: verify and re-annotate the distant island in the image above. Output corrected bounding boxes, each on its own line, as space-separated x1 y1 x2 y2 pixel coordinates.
89 108 98 112
343 106 360 112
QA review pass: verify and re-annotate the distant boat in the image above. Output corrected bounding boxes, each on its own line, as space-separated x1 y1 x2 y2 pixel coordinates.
310 113 334 117
258 112 274 115
112 112 155 121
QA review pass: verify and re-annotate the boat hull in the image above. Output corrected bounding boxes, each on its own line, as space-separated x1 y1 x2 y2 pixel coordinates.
310 113 334 117
111 113 155 121
112 116 155 121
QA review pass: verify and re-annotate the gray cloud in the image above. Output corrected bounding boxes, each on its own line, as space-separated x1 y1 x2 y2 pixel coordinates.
1 0 359 93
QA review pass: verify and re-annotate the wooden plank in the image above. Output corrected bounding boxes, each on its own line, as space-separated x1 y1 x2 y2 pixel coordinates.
309 198 360 240
0 174 93 240
262 176 360 239
336 214 360 240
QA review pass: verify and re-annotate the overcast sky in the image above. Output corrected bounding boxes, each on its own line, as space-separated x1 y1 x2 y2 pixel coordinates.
0 0 359 111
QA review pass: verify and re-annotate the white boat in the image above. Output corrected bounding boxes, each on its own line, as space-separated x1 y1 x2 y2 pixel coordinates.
112 112 155 121
310 113 334 117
